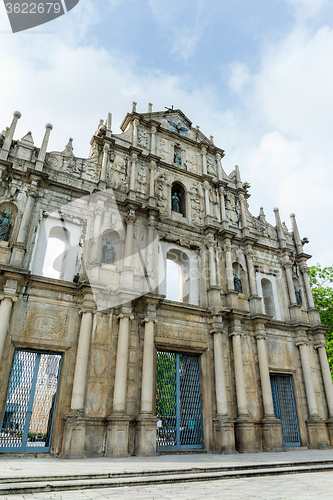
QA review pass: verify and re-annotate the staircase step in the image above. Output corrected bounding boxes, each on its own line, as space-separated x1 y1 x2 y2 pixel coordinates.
1 462 333 495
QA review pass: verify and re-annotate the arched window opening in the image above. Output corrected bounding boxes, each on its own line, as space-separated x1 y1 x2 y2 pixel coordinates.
261 278 276 318
42 226 70 279
166 258 180 301
166 248 191 303
171 182 186 217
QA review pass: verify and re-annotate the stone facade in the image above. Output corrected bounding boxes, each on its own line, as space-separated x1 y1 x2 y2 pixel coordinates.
0 104 333 457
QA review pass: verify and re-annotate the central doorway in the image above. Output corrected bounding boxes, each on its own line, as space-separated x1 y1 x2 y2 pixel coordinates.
270 374 301 447
0 350 62 453
156 351 203 451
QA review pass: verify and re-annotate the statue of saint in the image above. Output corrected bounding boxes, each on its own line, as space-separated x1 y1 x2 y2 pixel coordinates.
294 286 302 306
233 271 243 294
0 213 12 242
174 152 181 167
172 192 180 213
101 239 115 265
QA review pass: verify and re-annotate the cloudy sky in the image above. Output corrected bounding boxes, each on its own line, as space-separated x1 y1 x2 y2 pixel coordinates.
1 0 332 266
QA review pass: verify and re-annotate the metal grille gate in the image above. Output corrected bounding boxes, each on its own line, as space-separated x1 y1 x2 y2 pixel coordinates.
270 374 300 446
156 351 203 451
0 350 62 453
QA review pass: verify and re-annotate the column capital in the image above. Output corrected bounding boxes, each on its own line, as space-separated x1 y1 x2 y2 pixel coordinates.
125 211 136 226
215 153 222 161
141 316 158 325
0 294 17 303
244 247 254 258
229 330 244 338
200 145 207 154
255 333 268 341
313 341 327 350
218 185 225 195
117 313 134 321
238 193 245 202
299 263 309 273
295 338 309 347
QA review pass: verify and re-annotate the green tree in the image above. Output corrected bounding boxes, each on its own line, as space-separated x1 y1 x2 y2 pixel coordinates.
309 264 333 378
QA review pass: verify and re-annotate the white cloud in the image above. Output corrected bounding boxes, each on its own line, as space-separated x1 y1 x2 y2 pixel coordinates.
286 0 328 19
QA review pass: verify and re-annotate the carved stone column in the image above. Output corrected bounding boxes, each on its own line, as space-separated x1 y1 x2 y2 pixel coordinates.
130 153 138 192
201 146 207 176
150 125 157 155
229 320 257 452
254 323 283 451
314 340 333 445
0 278 18 365
0 111 21 161
99 143 110 188
296 337 329 448
135 315 158 456
107 308 133 457
149 160 156 199
244 247 262 314
218 185 227 226
211 318 235 454
224 239 238 308
238 193 248 233
122 211 136 289
89 200 104 272
203 180 210 217
282 258 301 321
300 262 321 324
132 118 139 148
62 292 95 458
35 123 53 172
206 236 221 310
216 153 223 182
10 182 38 267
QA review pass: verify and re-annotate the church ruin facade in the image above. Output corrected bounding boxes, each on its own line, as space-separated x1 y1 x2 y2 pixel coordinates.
0 104 332 457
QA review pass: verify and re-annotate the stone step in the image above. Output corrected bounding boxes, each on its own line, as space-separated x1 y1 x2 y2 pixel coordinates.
1 462 333 495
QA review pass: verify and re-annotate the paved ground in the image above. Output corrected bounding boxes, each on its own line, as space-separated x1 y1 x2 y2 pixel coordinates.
1 449 333 499
1 472 333 500
1 449 333 479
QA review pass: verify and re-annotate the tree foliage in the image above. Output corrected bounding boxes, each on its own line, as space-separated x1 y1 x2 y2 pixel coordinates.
309 264 333 377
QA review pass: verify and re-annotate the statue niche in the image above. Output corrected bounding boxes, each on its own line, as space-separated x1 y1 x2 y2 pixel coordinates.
171 182 186 217
0 213 12 242
101 239 115 265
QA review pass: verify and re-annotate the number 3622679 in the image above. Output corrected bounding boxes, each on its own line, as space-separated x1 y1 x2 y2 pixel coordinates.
5 3 62 14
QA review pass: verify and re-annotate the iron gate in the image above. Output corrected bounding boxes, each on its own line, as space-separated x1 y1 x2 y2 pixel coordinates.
270 374 300 446
0 350 62 453
156 351 203 451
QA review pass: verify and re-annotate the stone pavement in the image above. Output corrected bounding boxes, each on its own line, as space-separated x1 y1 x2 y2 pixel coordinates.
0 449 333 499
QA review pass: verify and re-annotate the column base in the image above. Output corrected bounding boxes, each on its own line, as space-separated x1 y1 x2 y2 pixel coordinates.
226 290 239 309
134 414 158 456
234 417 259 453
213 416 235 454
306 417 330 449
61 410 86 459
289 304 302 322
106 414 131 457
326 417 333 446
207 286 222 310
308 308 321 325
261 416 283 451
10 243 25 267
249 296 262 315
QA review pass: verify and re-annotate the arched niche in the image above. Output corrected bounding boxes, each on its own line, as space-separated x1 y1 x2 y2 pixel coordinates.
0 201 18 245
101 229 123 268
171 182 186 217
292 276 303 307
31 217 82 282
232 262 247 295
261 278 277 318
166 248 191 303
